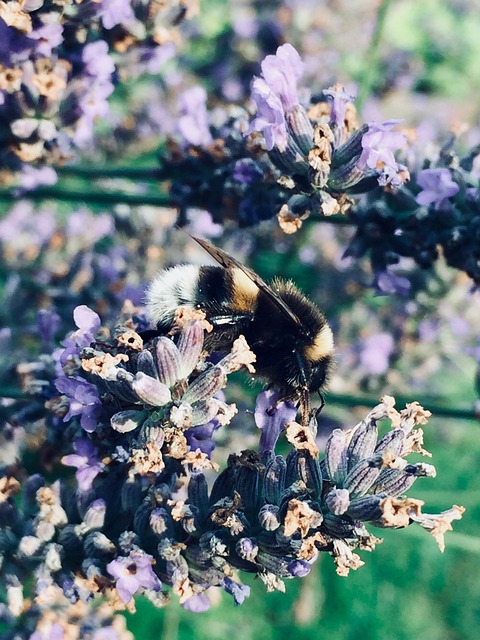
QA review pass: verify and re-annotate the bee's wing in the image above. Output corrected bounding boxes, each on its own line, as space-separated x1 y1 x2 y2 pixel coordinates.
191 235 305 331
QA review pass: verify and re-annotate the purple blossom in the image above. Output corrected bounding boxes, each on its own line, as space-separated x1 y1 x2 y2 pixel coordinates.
186 209 223 237
260 43 303 112
222 577 250 606
248 78 287 151
177 86 213 147
324 83 355 125
83 41 115 81
373 269 411 296
0 201 56 246
247 43 306 151
0 20 34 65
59 305 101 365
233 158 263 184
185 419 221 456
66 209 114 243
55 377 102 432
415 168 460 210
37 309 61 349
100 0 135 30
288 559 312 577
358 120 407 184
254 389 298 453
182 593 211 612
30 22 64 57
29 622 65 640
18 166 58 191
62 439 104 492
359 333 395 375
106 551 161 603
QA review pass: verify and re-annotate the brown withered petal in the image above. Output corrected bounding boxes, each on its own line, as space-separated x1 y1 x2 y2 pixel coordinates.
220 335 256 374
183 451 219 472
277 204 307 234
163 427 188 459
283 499 322 538
409 505 465 552
258 571 286 593
130 443 165 476
117 329 143 351
82 353 129 380
299 531 328 560
332 540 365 577
132 372 172 406
285 422 319 457
154 337 181 387
320 192 341 216
0 476 21 503
403 428 432 457
177 320 205 378
378 496 424 529
399 402 432 432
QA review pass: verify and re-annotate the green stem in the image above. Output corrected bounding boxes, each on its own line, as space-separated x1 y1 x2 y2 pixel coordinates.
54 166 162 180
326 392 479 421
305 213 355 226
0 387 29 399
356 0 394 110
0 187 171 207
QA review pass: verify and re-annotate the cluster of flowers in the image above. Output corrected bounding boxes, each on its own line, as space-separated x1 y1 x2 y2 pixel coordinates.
158 43 480 289
0 301 464 630
159 43 408 228
345 139 480 291
0 0 197 185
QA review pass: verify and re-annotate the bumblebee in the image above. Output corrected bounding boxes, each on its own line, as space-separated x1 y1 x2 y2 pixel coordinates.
145 237 334 424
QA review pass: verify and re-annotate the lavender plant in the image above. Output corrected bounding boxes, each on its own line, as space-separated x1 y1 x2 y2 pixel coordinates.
0 298 464 633
0 3 476 636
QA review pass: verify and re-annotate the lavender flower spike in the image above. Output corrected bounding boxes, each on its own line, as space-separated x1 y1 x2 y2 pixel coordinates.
416 168 460 210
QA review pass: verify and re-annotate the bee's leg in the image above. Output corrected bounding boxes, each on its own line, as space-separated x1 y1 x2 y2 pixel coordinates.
316 391 325 414
300 387 311 427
